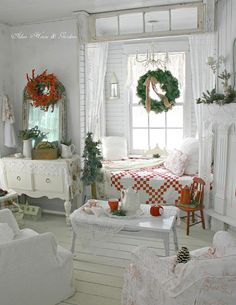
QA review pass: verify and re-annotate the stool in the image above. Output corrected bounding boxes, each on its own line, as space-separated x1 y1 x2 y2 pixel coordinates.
176 177 205 236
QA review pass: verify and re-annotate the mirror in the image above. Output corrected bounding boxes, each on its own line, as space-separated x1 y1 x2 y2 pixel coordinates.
22 91 67 143
233 38 236 89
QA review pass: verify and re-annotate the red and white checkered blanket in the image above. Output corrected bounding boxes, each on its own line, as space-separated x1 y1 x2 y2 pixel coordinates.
98 159 194 205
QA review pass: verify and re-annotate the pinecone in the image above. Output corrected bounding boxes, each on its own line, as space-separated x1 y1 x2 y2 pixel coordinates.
176 246 190 264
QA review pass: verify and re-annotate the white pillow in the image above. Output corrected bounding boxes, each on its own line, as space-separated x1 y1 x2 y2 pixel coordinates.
102 137 128 161
179 138 199 175
0 223 14 244
164 149 188 176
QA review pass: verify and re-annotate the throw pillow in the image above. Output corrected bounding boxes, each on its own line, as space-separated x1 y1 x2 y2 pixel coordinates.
164 149 188 176
179 137 199 175
102 137 128 160
0 223 14 244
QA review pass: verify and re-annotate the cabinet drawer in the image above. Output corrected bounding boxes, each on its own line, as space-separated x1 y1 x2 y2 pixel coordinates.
6 172 33 190
34 175 64 193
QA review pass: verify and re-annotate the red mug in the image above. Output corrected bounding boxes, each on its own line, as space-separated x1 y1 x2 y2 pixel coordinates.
108 199 119 211
150 204 164 216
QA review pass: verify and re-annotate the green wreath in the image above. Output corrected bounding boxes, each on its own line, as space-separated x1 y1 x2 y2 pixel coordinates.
136 69 180 114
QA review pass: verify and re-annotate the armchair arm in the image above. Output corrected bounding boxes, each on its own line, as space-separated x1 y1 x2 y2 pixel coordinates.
0 208 20 235
163 255 236 298
0 232 58 275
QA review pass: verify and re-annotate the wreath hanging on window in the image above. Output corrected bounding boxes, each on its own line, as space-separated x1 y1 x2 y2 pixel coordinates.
136 69 180 113
24 69 65 112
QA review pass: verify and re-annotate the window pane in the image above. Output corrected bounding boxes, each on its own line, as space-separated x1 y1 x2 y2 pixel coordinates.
132 129 148 150
171 7 198 30
96 17 118 37
28 105 59 142
166 106 183 128
145 11 169 32
119 13 143 34
166 129 183 149
132 106 148 127
149 111 165 128
150 129 165 149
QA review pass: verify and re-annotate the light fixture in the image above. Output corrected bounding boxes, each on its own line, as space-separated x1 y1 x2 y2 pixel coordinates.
109 73 119 99
206 55 225 73
135 20 169 69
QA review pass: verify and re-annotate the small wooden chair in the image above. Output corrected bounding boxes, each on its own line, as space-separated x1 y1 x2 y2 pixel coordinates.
176 177 206 236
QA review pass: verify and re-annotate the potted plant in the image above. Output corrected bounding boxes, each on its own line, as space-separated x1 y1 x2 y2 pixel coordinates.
81 132 103 199
18 126 47 158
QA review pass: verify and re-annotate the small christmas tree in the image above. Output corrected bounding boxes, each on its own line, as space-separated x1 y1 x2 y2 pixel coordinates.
81 132 103 199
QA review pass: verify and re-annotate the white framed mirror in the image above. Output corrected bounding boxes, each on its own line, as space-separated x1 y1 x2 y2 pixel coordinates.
22 89 67 142
233 38 236 89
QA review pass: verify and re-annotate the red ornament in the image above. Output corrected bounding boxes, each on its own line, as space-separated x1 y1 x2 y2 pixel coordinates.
150 204 163 216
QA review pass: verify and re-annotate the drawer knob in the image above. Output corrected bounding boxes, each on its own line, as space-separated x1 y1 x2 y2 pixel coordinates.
17 176 21 181
46 178 51 183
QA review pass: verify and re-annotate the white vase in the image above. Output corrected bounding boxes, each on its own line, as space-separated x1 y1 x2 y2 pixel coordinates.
23 139 32 158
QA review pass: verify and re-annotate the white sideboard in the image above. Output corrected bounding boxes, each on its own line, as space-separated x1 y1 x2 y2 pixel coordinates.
0 155 81 223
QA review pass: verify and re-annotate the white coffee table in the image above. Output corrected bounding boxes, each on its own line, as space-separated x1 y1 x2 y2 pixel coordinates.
70 201 179 256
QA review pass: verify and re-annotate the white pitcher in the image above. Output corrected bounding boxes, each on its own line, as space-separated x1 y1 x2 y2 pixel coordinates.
61 144 75 158
121 188 140 213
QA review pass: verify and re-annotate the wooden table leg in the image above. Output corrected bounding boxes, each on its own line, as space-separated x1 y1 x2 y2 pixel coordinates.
192 212 195 223
200 210 206 229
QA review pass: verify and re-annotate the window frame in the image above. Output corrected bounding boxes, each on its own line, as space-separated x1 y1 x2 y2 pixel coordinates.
122 38 192 154
89 2 205 42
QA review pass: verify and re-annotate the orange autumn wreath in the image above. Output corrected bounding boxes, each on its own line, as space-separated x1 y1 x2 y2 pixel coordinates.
24 69 65 111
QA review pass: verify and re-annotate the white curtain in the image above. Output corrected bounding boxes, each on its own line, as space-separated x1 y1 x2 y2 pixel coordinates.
86 43 108 139
189 33 216 211
189 33 216 137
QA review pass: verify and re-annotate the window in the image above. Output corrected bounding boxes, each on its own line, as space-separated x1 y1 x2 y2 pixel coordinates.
129 52 185 153
90 3 204 42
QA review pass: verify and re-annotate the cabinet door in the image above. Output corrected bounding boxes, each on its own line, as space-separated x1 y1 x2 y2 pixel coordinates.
33 174 64 193
6 172 33 190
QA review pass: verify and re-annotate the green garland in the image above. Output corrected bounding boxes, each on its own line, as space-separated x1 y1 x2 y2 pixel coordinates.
136 69 180 114
197 70 236 105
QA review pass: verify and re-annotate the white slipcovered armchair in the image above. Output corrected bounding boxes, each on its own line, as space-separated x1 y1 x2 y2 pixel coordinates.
0 209 74 305
122 231 236 305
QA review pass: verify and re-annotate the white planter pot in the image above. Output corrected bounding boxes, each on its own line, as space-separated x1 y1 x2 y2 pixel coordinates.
23 139 32 158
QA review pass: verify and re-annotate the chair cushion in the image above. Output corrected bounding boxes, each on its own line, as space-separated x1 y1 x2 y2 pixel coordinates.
179 137 199 175
213 231 236 257
102 136 128 160
164 149 188 176
0 223 14 244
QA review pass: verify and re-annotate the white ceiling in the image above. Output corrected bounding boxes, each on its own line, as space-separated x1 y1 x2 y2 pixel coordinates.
0 0 201 26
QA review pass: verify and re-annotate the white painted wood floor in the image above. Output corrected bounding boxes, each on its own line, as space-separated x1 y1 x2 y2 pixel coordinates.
24 214 215 305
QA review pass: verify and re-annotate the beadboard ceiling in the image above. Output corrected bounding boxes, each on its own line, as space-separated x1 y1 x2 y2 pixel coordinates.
0 0 201 26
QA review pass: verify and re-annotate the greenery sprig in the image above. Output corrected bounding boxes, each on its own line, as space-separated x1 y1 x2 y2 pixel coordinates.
197 70 236 105
112 208 127 216
18 125 48 147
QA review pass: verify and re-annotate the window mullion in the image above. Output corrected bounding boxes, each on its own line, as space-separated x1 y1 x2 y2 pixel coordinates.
148 112 150 150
